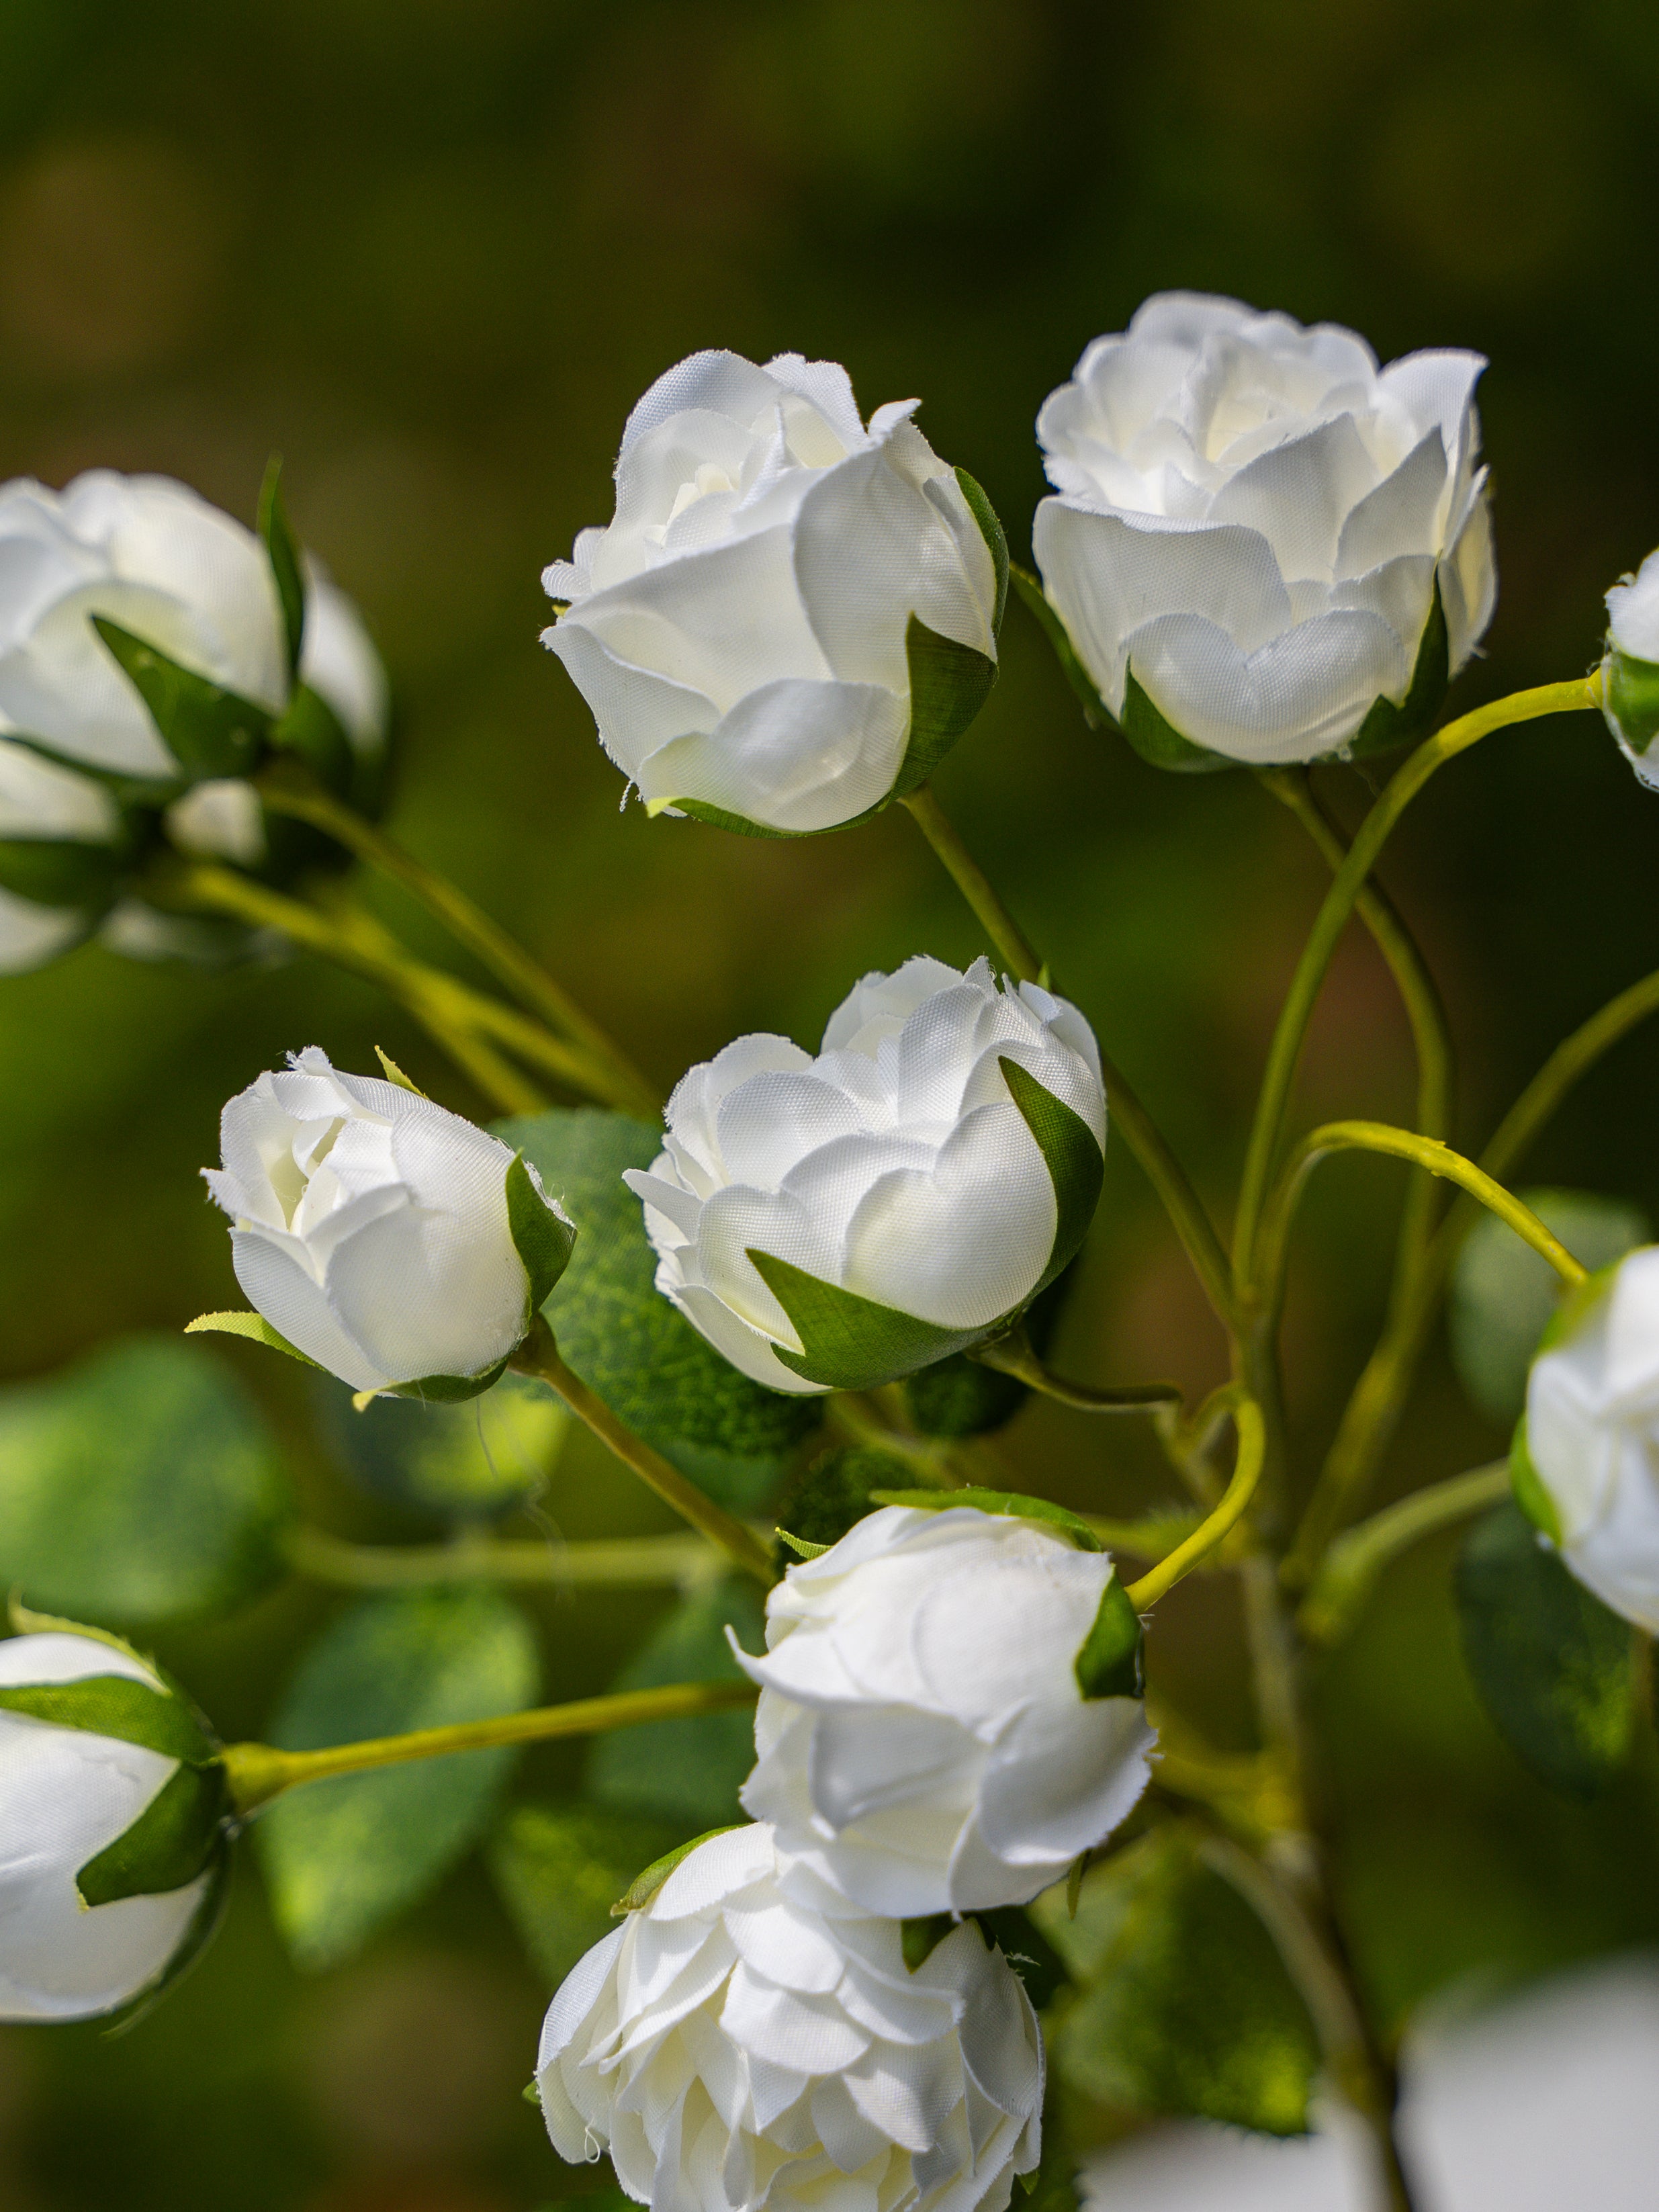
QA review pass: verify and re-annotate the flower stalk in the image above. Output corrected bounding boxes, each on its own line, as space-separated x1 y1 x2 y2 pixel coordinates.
1124 1398 1265 1609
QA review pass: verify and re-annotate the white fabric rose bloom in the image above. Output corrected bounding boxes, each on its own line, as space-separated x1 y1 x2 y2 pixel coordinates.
1033 292 1496 768
1516 1247 1659 1630
1603 549 1659 789
0 734 126 971
0 1632 220 2023
536 1822 1044 2212
624 955 1107 1395
203 1047 574 1399
542 350 1003 834
735 1503 1155 1915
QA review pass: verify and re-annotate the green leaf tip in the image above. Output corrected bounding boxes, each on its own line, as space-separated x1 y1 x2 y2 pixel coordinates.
745 1249 984 1392
257 455 307 680
374 1048 427 1096
1073 1580 1145 1701
185 1311 318 1367
866 1487 1102 1550
506 1150 578 1313
775 1528 832 1560
611 1826 742 1916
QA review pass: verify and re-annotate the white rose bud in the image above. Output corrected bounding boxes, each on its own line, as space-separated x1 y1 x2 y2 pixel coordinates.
536 1822 1044 2212
0 1630 226 2022
1032 292 1496 768
203 1047 575 1399
1515 1247 1659 1630
735 1503 1155 1915
1602 549 1659 789
542 350 1003 835
0 734 128 972
624 955 1107 1395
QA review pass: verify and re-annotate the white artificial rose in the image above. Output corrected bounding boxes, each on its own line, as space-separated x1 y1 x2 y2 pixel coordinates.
0 1632 216 2023
735 1504 1155 1915
0 733 125 973
164 778 269 866
624 955 1107 1395
542 349 1001 834
1032 292 1496 767
537 1822 1044 2212
204 1047 574 1397
1602 548 1659 789
1519 1247 1659 1630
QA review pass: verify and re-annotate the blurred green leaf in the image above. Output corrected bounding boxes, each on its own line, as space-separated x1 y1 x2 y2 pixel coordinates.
488 1798 686 1990
1455 1500 1634 1799
1030 1828 1318 2136
0 1335 294 1627
91 617 272 781
311 1367 568 1520
1449 1188 1648 1425
257 1586 540 1970
495 1109 819 1509
586 1577 763 1828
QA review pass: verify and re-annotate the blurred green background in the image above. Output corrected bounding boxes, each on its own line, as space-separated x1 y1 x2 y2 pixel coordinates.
2 0 1659 2205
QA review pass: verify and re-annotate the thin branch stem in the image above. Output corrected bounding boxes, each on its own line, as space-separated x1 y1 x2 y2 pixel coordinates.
286 1523 720 1591
971 1325 1181 1412
511 1315 778 1586
1296 1464 1509 1645
1125 1399 1264 1608
899 783 1042 981
1232 676 1602 1291
220 1679 758 1814
258 760 661 1116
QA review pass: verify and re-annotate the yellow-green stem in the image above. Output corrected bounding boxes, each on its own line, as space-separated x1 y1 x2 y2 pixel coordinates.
1125 1399 1264 1608
971 1325 1181 1412
286 1523 719 1591
512 1315 778 1585
221 1679 757 1814
1297 1463 1509 1644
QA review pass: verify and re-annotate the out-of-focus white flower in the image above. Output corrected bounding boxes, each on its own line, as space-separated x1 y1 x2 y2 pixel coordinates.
543 350 1001 834
1603 549 1659 789
0 734 126 973
1517 1246 1659 1630
1033 292 1496 768
625 955 1106 1395
0 1631 220 2023
735 1503 1155 1915
164 778 269 866
536 1822 1044 2212
204 1047 574 1398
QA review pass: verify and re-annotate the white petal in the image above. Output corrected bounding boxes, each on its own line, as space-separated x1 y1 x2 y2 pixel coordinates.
639 678 906 831
0 887 85 974
1207 414 1381 580
546 618 717 783
230 1227 387 1391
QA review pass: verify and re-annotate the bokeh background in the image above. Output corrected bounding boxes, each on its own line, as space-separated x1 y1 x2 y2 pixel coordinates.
1 0 1658 2205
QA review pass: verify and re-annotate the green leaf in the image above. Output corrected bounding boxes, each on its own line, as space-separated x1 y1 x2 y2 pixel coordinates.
494 1108 819 1511
257 456 306 678
76 1760 230 1909
747 1249 983 1391
506 1151 578 1311
0 838 126 911
1455 1499 1634 1800
257 1586 541 1970
999 1059 1104 1294
312 1368 568 1521
609 1825 742 1914
770 1446 913 1568
0 1676 214 1764
1073 1581 1145 1700
185 1309 319 1366
269 683 356 801
586 1578 764 1828
1608 648 1659 758
868 1486 1102 1550
488 1800 688 1988
1030 1828 1319 2136
91 617 273 780
1449 1189 1647 1426
0 1335 295 1628
954 468 1009 632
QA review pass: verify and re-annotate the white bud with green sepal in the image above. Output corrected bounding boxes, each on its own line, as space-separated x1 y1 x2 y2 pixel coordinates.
1603 550 1659 788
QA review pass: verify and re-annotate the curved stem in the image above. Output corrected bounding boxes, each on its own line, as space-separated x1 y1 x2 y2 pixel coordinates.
511 1315 778 1586
1125 1399 1264 1608
970 1325 1181 1412
220 1679 757 1814
900 785 1236 1327
258 760 662 1116
1232 676 1601 1290
287 1523 719 1591
1297 1463 1509 1645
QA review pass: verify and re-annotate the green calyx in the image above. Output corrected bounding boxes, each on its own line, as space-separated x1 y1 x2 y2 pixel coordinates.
506 1151 578 1316
744 1059 1103 1390
75 1762 231 1908
1073 1580 1146 1701
867 1487 1102 1550
1605 649 1659 762
1508 1416 1564 1548
611 1826 742 1916
92 619 275 783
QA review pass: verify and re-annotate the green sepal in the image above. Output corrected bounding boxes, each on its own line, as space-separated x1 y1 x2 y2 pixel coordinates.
662 613 996 840
382 1357 511 1406
1607 648 1659 760
611 1826 742 1916
1509 1415 1564 1546
523 2079 542 2107
76 1758 230 1908
867 1486 1102 1550
0 838 128 911
776 1528 832 1560
1345 576 1449 760
1074 1580 1145 1701
506 1151 577 1313
91 619 273 781
185 1311 319 1367
1010 564 1109 728
269 683 355 800
257 456 307 679
954 468 1009 633
999 1057 1104 1294
901 1913 955 1971
747 1249 985 1390
0 1675 216 1764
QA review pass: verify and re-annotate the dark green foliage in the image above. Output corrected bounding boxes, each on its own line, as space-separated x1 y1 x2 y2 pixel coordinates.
771 1445 913 1566
586 1579 764 1828
488 1800 686 1989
